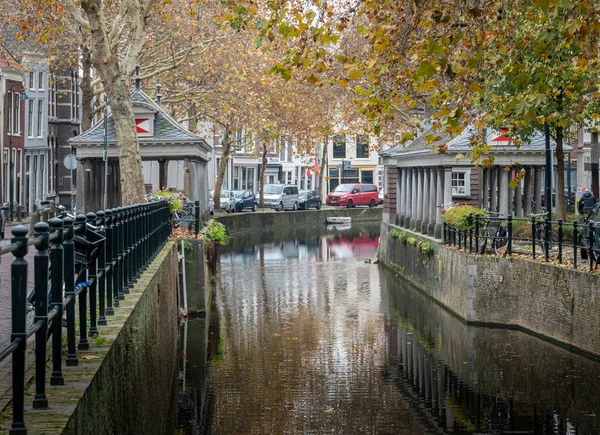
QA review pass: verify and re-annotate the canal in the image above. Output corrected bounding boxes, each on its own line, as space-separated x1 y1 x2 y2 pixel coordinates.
175 223 600 434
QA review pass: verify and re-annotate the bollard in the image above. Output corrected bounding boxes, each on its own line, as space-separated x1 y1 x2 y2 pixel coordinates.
96 211 108 325
33 222 50 409
75 213 90 350
49 218 65 386
105 209 115 315
63 216 78 366
10 225 28 433
531 216 536 259
507 216 512 255
195 200 200 236
87 212 99 336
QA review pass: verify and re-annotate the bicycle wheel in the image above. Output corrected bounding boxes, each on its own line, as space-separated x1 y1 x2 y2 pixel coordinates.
494 227 508 256
478 228 489 254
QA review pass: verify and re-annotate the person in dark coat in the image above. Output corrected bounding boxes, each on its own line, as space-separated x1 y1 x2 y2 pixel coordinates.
578 190 597 215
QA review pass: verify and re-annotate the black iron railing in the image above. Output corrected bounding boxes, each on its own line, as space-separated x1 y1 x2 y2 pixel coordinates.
0 200 172 434
443 213 600 271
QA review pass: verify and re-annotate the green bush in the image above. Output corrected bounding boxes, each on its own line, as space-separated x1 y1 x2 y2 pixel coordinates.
407 237 417 246
205 221 229 246
443 205 487 231
390 228 409 244
153 189 183 213
418 240 435 256
398 231 408 244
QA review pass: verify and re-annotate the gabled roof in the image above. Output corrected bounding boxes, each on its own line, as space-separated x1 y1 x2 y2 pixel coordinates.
0 45 21 70
381 123 569 157
70 87 206 146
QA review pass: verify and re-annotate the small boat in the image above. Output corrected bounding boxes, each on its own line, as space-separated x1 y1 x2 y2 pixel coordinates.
327 224 351 231
327 216 351 224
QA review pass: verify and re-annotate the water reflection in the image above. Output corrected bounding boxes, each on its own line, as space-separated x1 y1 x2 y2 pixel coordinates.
176 223 600 435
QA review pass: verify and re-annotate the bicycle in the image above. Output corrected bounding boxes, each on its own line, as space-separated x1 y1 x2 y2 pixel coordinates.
584 220 600 270
478 211 508 255
528 212 558 255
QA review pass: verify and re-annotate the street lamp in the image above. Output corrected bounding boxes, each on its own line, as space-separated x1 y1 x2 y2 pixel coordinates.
8 82 28 221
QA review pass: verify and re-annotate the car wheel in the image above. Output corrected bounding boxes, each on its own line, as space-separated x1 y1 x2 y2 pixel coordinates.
369 199 376 208
279 202 284 211
316 201 321 210
293 202 298 211
347 199 353 208
252 203 257 212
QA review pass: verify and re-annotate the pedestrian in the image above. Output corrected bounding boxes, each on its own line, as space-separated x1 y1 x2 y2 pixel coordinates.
578 189 597 215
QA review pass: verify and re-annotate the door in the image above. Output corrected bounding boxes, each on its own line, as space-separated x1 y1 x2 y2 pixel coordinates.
283 187 291 209
351 185 361 205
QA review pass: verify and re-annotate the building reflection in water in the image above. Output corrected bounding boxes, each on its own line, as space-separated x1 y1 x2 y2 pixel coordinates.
176 223 600 435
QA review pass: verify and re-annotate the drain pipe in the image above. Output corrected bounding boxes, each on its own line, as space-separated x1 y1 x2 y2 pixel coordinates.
180 239 188 313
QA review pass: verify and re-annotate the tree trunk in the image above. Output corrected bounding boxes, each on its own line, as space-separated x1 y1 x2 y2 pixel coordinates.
259 142 268 207
555 126 567 220
213 126 232 206
81 0 146 205
317 136 329 201
80 44 93 132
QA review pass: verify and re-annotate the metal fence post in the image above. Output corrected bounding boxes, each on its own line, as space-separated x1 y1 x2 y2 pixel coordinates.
105 209 115 315
443 223 447 244
545 216 551 262
133 205 140 282
474 215 480 255
75 214 90 350
63 216 78 366
507 216 512 255
195 200 200 236
9 225 28 434
532 216 536 259
122 206 131 294
573 221 578 269
588 222 594 271
33 222 50 409
96 211 107 325
49 218 65 386
558 219 563 264
113 207 124 302
87 212 99 336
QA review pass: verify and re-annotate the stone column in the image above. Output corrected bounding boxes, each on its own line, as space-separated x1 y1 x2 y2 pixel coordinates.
507 170 514 216
443 167 453 205
428 169 437 235
534 166 542 213
415 168 424 231
435 167 444 239
482 168 490 211
523 167 532 216
499 167 510 217
514 170 523 216
410 168 418 229
158 158 168 190
405 168 412 228
421 168 430 233
398 168 406 225
489 167 498 212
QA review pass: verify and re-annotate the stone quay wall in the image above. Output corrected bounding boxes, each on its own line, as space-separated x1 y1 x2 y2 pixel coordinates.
217 207 383 235
379 221 600 358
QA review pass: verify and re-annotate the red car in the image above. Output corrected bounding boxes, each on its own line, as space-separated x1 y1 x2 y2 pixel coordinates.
326 183 379 208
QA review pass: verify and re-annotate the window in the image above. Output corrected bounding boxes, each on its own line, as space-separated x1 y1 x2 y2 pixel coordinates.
362 185 377 192
37 100 43 137
333 134 346 159
38 72 44 90
451 169 471 197
28 100 34 137
29 72 34 89
7 91 12 135
12 93 20 135
356 135 369 159
361 170 374 184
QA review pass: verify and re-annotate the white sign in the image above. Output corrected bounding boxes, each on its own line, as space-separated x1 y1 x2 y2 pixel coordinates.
63 154 77 170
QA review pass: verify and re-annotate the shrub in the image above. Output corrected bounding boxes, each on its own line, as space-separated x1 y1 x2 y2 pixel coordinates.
398 231 408 244
407 237 417 246
443 205 487 231
418 240 435 256
205 221 229 274
152 189 183 213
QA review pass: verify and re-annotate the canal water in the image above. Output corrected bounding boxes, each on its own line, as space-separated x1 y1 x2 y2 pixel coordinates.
175 223 600 434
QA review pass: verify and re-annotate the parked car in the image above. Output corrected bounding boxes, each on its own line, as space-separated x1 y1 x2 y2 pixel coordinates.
219 190 236 213
299 190 321 210
232 189 258 212
326 183 379 208
263 184 299 211
209 192 215 215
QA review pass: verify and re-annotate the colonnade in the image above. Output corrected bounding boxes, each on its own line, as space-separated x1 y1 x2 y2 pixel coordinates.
481 166 543 217
395 167 451 239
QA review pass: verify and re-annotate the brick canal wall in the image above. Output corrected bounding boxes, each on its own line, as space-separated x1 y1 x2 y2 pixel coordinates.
22 242 180 434
217 207 383 235
379 221 600 358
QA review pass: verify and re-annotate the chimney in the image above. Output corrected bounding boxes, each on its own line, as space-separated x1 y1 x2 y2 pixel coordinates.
157 77 162 106
135 64 140 90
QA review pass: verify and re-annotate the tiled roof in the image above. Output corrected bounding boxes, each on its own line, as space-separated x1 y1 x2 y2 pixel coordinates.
71 88 202 145
0 45 21 70
382 123 570 157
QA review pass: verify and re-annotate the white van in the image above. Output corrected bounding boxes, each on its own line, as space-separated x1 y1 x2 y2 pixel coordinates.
263 184 299 211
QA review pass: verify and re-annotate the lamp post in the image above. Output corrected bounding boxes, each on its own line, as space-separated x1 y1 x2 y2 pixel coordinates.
544 123 552 214
7 82 28 221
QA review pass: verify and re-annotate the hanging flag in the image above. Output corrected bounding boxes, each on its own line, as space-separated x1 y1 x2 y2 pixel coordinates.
306 168 312 177
313 162 319 174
